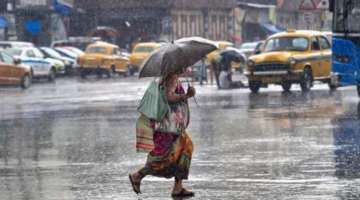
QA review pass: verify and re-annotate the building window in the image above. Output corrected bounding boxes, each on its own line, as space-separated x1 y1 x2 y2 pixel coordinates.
211 15 217 39
182 15 187 37
0 1 6 12
172 15 178 39
220 16 225 39
190 15 196 36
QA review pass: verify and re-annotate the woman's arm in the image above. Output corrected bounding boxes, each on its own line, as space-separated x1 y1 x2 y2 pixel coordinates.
166 87 188 103
164 75 195 103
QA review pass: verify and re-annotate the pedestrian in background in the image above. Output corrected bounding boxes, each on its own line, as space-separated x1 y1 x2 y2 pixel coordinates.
198 57 207 85
210 53 222 88
130 72 196 197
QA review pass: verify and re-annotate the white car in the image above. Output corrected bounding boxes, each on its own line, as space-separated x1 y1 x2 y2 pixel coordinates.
0 41 34 50
62 46 84 56
40 47 77 75
54 47 81 70
5 48 56 81
6 47 65 74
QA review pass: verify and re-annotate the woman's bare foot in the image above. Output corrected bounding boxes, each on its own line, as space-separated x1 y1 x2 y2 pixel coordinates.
172 178 183 194
171 188 195 197
129 173 142 194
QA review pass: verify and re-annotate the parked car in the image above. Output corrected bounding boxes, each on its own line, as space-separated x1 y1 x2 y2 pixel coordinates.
51 37 101 50
5 48 56 82
77 41 130 78
4 47 65 75
0 41 34 50
55 47 79 59
40 47 76 75
239 41 264 58
62 46 84 56
129 42 163 73
245 30 332 93
0 51 32 88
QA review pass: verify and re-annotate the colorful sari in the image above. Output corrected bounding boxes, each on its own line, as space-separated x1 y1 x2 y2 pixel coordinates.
139 83 194 180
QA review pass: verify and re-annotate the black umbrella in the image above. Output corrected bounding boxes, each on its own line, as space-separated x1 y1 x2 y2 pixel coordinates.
219 48 246 63
139 37 217 78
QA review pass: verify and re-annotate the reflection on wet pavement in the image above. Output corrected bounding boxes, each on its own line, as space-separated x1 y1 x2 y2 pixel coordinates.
1 78 360 199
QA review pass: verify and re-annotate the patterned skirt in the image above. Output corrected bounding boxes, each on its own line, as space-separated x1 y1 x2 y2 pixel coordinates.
140 131 193 180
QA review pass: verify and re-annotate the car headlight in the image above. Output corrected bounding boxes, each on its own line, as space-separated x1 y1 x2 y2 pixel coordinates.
333 54 350 63
64 60 70 65
247 60 255 67
288 57 296 65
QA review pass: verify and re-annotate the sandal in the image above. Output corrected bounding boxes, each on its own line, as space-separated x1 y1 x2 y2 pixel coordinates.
129 174 141 194
171 188 195 197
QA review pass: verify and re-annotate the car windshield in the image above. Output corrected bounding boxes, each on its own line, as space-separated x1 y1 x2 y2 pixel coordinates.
55 48 78 58
42 48 63 59
66 47 84 55
240 43 258 50
334 0 360 32
86 46 108 54
134 46 155 53
264 37 309 52
4 48 22 56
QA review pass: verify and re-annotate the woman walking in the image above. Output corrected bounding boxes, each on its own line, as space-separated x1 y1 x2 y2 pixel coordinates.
129 72 196 197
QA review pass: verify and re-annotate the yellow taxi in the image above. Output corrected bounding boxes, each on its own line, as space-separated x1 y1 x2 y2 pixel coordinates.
207 41 234 61
78 41 129 78
245 30 332 93
129 42 163 72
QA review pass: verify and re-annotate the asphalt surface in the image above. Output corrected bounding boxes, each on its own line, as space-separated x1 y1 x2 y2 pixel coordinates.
1 75 360 200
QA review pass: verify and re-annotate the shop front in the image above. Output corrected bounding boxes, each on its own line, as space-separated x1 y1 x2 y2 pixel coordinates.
15 0 73 45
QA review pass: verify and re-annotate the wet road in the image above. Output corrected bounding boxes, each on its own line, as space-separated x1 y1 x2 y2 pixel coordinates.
1 76 360 200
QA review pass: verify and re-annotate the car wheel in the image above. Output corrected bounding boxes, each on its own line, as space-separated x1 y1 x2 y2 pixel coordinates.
300 67 312 92
129 65 136 76
96 68 103 78
48 69 56 82
65 65 73 76
80 68 87 78
249 81 261 93
357 84 360 97
106 69 112 78
281 81 292 92
21 74 31 89
328 82 337 91
111 66 116 73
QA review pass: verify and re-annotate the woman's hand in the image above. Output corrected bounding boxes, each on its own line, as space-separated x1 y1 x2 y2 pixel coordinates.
186 86 196 98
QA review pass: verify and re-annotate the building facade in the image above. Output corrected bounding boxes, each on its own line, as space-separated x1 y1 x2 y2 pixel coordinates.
75 0 237 50
276 0 331 31
0 0 73 45
237 0 280 42
170 0 236 42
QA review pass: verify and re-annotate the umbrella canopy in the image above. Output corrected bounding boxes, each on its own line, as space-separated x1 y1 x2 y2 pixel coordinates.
219 47 246 63
90 26 119 37
139 37 218 78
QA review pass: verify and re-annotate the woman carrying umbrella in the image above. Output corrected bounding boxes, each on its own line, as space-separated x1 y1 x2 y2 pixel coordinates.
129 70 196 197
129 37 216 197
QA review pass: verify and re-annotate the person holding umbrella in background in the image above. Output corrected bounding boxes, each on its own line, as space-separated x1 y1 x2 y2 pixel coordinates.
129 37 217 197
218 47 246 89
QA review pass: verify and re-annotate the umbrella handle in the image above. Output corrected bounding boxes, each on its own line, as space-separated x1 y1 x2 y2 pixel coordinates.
186 78 199 107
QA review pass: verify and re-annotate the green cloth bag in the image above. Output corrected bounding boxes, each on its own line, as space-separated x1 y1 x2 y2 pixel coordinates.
137 81 169 122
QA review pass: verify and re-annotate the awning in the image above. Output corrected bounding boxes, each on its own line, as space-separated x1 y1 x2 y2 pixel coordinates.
25 19 41 35
0 16 8 29
54 0 72 16
260 23 285 34
238 2 276 9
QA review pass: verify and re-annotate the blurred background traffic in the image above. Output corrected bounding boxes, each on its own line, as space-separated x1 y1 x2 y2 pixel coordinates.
0 0 332 89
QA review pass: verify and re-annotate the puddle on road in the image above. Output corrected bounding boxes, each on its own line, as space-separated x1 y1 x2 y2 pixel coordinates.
1 81 360 199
